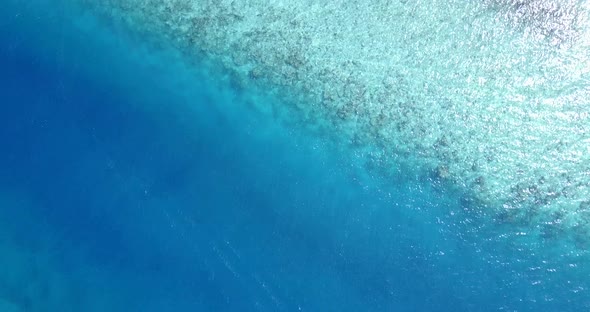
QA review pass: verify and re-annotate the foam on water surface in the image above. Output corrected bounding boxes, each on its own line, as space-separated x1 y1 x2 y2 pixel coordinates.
2 0 590 311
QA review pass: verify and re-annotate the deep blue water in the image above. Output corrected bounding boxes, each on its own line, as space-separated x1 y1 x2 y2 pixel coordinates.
1 1 589 311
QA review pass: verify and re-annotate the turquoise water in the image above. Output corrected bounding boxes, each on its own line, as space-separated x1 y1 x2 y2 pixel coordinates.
1 0 590 311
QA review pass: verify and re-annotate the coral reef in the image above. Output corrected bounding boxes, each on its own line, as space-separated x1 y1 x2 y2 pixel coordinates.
78 0 590 242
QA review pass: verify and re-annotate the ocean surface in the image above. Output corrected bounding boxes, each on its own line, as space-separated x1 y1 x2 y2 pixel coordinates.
1 1 589 311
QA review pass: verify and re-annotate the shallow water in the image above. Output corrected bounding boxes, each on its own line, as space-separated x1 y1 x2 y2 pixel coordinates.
1 1 589 311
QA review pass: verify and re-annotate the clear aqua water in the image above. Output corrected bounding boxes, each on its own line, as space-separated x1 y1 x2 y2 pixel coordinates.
1 1 589 311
